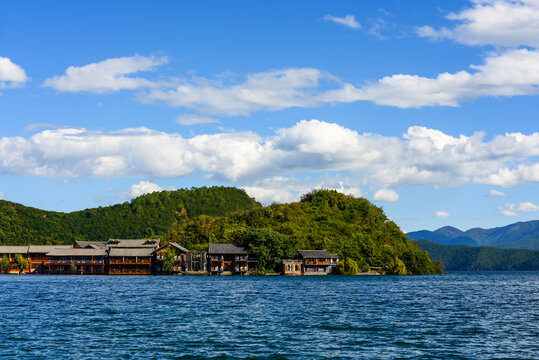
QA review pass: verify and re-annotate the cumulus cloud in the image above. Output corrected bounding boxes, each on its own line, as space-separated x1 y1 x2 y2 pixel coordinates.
243 175 363 205
476 163 539 187
321 48 539 108
42 55 168 93
143 68 334 116
323 15 361 29
489 189 506 197
0 57 28 88
373 189 399 202
435 211 451 218
498 201 539 216
0 120 536 204
175 114 220 126
417 0 539 47
0 191 3 200
122 181 165 199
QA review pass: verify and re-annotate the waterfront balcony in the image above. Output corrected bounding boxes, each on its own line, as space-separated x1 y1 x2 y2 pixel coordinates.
46 259 105 265
108 258 151 264
304 259 330 265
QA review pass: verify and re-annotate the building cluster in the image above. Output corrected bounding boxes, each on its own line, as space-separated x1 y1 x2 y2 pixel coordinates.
0 240 339 276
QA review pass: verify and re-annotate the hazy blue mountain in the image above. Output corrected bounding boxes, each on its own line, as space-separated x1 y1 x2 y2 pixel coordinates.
407 221 539 250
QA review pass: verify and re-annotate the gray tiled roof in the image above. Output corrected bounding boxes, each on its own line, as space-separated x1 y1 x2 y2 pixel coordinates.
28 245 72 253
74 241 107 249
299 250 330 259
107 239 160 248
108 248 154 257
329 254 340 259
0 246 29 254
47 248 106 257
156 242 190 253
208 243 250 255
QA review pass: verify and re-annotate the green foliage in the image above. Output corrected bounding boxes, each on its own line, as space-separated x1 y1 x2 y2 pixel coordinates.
162 247 177 273
239 228 297 271
0 187 260 245
337 258 359 275
0 255 9 273
165 189 443 275
14 254 29 273
416 240 539 271
70 263 77 271
386 257 407 275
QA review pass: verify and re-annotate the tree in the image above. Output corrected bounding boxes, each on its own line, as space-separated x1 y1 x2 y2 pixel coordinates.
387 257 407 275
162 247 177 273
0 255 10 274
336 258 359 275
70 262 77 272
241 228 296 271
14 254 29 274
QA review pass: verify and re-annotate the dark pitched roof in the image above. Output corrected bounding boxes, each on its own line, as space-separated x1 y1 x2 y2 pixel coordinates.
107 239 160 248
298 250 330 259
208 243 249 255
47 248 106 257
74 241 107 249
329 254 340 259
108 248 154 257
156 242 190 253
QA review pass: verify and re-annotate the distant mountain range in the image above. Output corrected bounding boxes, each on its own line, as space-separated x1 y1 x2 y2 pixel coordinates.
407 221 539 250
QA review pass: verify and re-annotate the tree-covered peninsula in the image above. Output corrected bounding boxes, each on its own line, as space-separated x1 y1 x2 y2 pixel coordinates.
163 189 443 275
0 187 442 275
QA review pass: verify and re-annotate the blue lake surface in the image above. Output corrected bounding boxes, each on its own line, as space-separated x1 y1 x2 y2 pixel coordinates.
0 272 538 359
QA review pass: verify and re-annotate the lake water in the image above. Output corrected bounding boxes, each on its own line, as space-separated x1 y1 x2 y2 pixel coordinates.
0 272 537 359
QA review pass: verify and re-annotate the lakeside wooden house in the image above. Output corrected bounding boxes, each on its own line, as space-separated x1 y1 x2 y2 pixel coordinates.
207 243 258 274
0 246 30 274
28 245 72 273
107 248 154 275
282 250 340 275
47 248 106 274
153 242 190 274
282 259 302 275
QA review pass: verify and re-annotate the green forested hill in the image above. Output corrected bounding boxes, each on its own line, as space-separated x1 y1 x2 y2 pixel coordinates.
164 189 442 275
0 187 260 245
416 240 539 271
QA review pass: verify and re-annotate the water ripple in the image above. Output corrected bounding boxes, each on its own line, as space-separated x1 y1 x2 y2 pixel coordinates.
0 272 537 359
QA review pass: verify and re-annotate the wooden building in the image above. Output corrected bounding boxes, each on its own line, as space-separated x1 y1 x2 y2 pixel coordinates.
27 245 72 273
207 243 257 274
299 250 333 275
47 248 106 274
0 246 30 274
107 248 154 275
153 242 190 274
282 259 302 275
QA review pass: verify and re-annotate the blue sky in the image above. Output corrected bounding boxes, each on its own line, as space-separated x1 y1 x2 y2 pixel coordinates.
0 0 538 231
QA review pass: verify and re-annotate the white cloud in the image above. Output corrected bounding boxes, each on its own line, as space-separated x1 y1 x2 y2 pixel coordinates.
123 181 165 199
0 120 536 205
321 48 539 108
435 211 451 218
498 201 539 216
141 48 539 114
323 15 361 29
42 55 168 93
417 0 539 47
175 114 220 126
476 163 539 187
0 191 3 200
373 189 399 202
489 189 506 197
0 57 28 88
143 68 332 116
